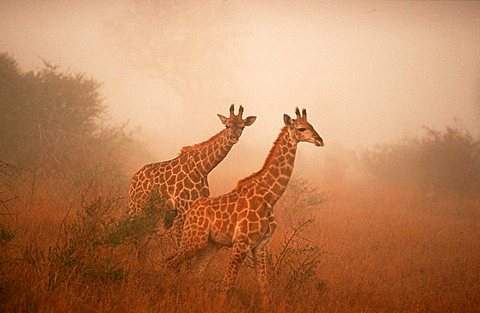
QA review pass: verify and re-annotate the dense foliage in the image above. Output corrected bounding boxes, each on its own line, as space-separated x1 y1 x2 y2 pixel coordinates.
363 126 480 195
0 53 137 200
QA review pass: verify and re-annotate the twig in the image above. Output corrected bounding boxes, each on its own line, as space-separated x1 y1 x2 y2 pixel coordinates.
273 218 314 272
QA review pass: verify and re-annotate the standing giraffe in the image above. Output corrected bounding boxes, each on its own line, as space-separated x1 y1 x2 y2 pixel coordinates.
167 108 323 303
128 105 256 242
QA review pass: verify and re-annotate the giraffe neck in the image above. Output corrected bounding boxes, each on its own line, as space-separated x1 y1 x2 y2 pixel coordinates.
183 128 237 175
237 126 297 206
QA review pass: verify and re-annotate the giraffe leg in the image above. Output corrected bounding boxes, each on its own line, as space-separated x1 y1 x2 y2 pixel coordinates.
166 222 210 272
135 237 150 267
193 241 220 280
170 213 185 248
221 241 249 298
166 247 197 272
253 247 271 307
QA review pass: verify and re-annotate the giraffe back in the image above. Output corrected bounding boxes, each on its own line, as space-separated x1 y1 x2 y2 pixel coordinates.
128 151 210 218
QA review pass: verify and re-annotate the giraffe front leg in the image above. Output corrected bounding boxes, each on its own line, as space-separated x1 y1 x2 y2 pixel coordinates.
166 216 210 272
221 241 249 299
166 235 209 272
253 247 271 307
166 247 196 273
170 213 185 248
193 241 220 280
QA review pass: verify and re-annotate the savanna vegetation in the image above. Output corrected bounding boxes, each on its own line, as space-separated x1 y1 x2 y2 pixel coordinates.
1 53 479 312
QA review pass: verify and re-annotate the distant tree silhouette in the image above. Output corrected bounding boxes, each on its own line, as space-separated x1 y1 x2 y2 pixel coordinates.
0 53 136 197
362 126 480 196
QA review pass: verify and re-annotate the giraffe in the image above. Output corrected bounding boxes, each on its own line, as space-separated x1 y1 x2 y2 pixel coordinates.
128 105 256 243
167 108 323 304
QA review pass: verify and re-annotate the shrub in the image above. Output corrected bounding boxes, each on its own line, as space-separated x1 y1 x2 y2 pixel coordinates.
105 190 173 246
362 126 480 196
277 176 327 225
270 218 326 297
0 53 139 205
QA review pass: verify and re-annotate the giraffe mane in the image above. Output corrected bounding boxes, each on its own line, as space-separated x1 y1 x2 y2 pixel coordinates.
178 145 193 155
235 126 289 189
177 128 228 156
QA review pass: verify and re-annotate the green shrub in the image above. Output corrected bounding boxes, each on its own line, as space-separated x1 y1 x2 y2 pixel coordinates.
105 189 174 246
49 192 171 285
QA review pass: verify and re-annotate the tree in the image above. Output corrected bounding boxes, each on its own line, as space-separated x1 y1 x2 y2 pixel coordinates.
362 126 480 196
0 53 136 199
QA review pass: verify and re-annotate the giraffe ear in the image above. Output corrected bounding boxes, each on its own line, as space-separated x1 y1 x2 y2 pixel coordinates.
244 116 257 126
217 114 228 125
283 114 292 125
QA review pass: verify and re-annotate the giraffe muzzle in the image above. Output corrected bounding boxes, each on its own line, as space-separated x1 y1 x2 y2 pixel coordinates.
314 138 324 147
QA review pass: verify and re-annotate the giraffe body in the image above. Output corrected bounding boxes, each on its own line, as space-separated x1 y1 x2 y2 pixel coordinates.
128 150 210 225
128 105 256 241
167 108 324 303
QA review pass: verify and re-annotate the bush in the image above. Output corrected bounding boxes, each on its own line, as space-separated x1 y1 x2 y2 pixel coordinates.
270 219 326 297
50 192 171 283
0 53 139 204
277 176 327 225
362 126 480 196
104 190 174 246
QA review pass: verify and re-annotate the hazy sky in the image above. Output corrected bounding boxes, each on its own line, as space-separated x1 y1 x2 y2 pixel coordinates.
1 0 479 192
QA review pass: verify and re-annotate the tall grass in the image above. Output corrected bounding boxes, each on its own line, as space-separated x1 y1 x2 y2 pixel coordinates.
1 175 479 312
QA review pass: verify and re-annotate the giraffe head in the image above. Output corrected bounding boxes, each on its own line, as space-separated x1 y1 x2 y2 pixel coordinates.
283 108 324 147
217 104 256 142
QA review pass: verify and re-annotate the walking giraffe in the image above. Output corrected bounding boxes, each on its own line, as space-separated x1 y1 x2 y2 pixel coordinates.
167 108 323 303
128 105 256 242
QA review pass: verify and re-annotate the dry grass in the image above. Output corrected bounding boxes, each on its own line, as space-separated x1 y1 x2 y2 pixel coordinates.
1 180 479 313
311 185 480 313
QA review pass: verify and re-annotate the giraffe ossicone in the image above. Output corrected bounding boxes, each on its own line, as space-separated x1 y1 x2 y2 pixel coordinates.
167 107 324 304
128 104 256 243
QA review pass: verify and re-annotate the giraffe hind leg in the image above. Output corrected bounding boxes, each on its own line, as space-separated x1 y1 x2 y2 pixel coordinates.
253 247 271 307
221 241 249 297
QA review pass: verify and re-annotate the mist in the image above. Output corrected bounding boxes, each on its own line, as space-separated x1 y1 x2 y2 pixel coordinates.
1 2 480 312
1 1 479 193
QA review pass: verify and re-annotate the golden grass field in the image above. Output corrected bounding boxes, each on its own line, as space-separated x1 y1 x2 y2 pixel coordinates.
1 177 479 313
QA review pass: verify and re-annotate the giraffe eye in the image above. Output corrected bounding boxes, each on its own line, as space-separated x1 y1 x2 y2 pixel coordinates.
298 128 306 132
